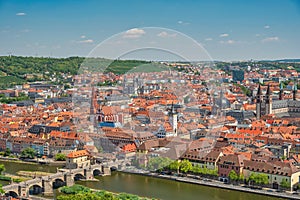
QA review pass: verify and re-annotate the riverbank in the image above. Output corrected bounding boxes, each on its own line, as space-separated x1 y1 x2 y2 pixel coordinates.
0 156 65 167
56 184 156 200
120 169 300 200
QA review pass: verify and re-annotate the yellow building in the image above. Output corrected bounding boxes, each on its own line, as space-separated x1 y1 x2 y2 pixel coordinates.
66 150 90 169
243 159 300 190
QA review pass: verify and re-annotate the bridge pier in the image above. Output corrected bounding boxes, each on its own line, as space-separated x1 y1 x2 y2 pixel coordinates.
84 169 94 180
65 173 74 187
19 185 27 198
42 179 53 196
102 166 111 176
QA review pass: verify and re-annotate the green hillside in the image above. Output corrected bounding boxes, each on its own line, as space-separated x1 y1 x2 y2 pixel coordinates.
0 56 157 88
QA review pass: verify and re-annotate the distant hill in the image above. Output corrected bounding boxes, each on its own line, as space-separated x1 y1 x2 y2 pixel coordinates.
259 59 300 63
0 56 162 88
274 59 300 63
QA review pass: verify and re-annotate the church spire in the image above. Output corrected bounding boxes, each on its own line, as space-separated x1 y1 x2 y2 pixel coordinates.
266 85 272 115
293 82 297 101
256 84 262 120
279 82 283 100
266 85 271 96
257 84 262 95
280 82 283 90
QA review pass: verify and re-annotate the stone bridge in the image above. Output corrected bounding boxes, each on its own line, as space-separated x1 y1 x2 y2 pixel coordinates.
3 159 130 199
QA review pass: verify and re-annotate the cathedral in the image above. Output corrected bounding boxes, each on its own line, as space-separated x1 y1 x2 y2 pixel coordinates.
256 83 300 119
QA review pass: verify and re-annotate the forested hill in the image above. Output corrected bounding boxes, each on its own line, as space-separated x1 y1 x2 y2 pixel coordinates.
0 56 151 88
0 56 153 76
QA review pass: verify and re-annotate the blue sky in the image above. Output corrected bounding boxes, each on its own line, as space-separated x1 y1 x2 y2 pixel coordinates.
0 0 300 61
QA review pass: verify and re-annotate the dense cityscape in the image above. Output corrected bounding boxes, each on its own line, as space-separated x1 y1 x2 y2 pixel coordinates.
0 57 299 199
1 0 300 200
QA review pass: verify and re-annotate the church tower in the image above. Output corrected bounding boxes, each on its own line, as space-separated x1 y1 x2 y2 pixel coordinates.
256 85 263 120
279 82 283 100
169 103 178 136
265 85 272 115
90 87 98 125
293 83 297 101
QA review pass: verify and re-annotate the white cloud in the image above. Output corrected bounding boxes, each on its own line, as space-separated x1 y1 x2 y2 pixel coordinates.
177 20 190 25
220 40 235 44
157 31 177 38
16 12 26 16
261 36 279 43
78 39 94 44
264 25 270 29
255 34 261 37
80 35 86 39
205 38 213 41
219 33 229 37
123 28 145 38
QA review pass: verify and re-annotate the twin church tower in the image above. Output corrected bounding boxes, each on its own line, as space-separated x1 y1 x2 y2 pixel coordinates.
256 83 298 120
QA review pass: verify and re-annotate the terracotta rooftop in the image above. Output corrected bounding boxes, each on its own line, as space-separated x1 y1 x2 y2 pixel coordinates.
67 149 89 158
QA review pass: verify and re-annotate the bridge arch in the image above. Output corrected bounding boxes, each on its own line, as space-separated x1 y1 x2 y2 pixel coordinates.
53 178 66 189
110 166 118 171
73 173 85 181
28 184 43 195
93 168 102 176
6 191 18 198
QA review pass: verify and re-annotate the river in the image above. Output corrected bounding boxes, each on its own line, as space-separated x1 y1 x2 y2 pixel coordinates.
0 160 283 200
0 160 59 186
78 172 283 200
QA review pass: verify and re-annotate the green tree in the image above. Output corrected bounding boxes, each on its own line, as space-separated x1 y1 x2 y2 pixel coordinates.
248 173 269 185
168 160 180 173
118 192 141 200
228 170 239 181
0 184 5 194
207 168 218 177
233 83 251 96
239 174 245 181
55 153 66 161
280 179 290 189
96 145 103 153
179 160 192 173
20 147 36 159
60 184 90 194
0 164 5 175
191 165 202 174
4 148 11 157
147 157 172 172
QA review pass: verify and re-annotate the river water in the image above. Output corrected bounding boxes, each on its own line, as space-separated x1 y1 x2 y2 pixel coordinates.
78 172 282 200
0 160 58 186
0 160 282 200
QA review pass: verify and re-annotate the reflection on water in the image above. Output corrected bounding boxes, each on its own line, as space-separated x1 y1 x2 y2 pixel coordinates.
0 160 61 186
0 160 58 174
77 172 282 200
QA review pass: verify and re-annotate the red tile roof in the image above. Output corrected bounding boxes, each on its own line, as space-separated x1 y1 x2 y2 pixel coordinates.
67 150 89 158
